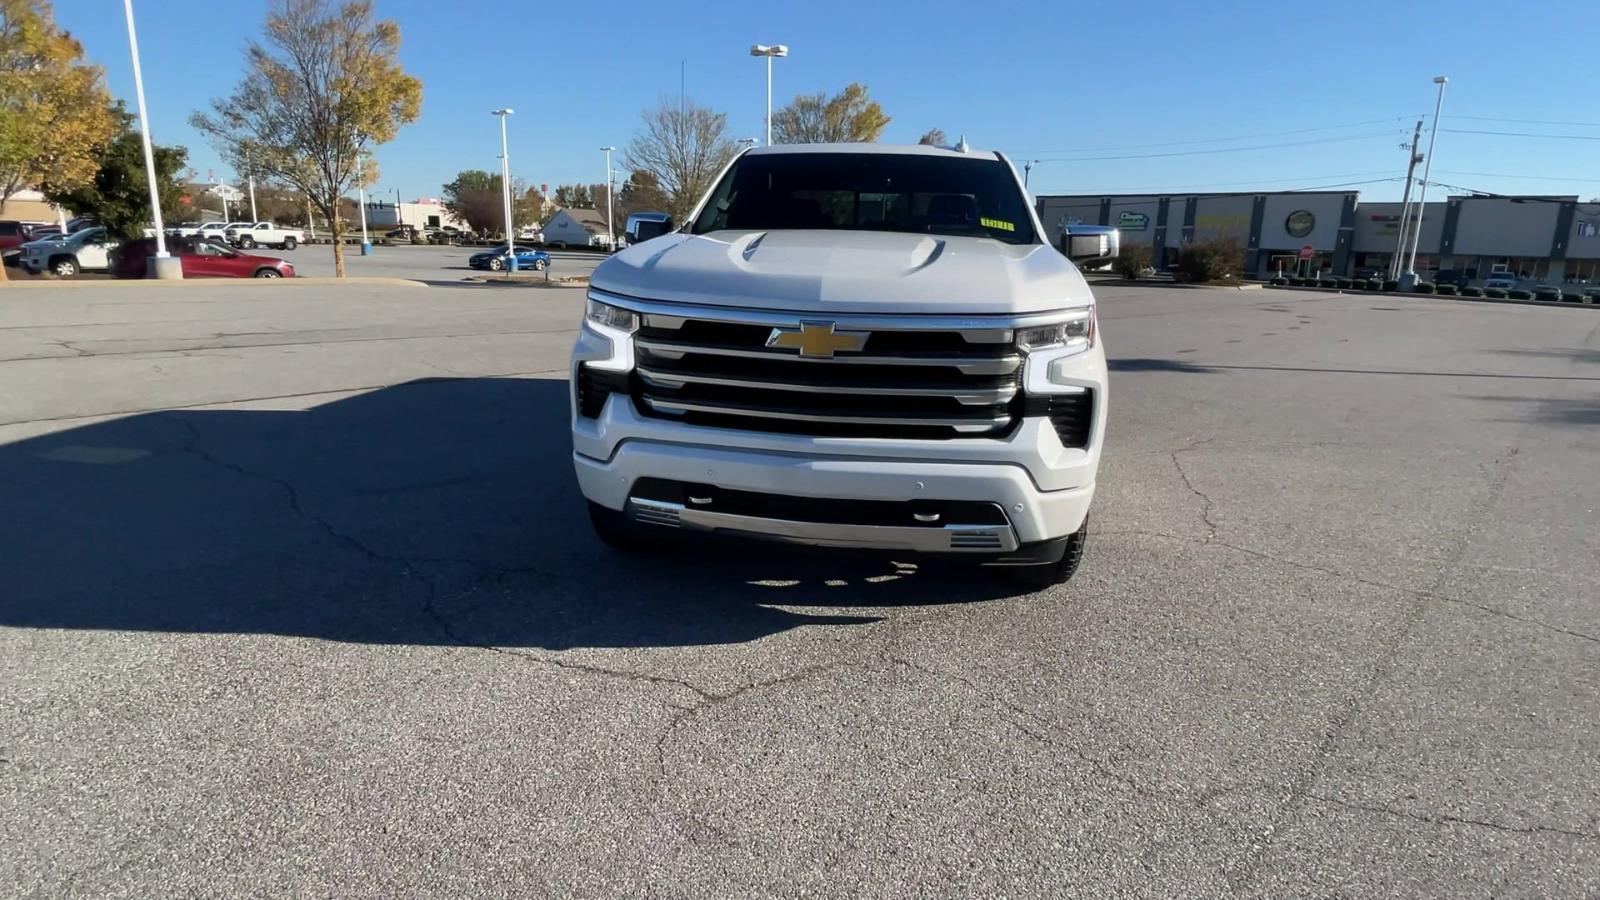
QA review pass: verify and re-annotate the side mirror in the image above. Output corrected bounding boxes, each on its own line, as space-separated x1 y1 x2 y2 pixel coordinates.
626 214 674 244
1059 224 1120 266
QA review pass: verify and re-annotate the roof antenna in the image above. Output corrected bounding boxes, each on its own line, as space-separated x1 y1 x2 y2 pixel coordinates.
955 134 969 153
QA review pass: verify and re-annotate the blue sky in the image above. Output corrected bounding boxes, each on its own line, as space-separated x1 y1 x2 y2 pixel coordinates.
58 0 1600 203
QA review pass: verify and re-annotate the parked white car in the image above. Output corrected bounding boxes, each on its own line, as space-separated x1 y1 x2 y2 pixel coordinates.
19 226 117 277
573 143 1108 586
224 221 304 250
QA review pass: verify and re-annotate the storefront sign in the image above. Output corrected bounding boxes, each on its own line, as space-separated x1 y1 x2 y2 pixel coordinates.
1115 211 1149 231
1195 214 1250 233
1285 210 1316 238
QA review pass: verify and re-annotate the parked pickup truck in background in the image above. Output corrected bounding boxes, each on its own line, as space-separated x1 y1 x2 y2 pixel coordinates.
224 222 304 250
572 143 1108 586
18 226 117 277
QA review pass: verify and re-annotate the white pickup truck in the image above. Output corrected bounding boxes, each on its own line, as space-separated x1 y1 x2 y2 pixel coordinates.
224 222 304 250
18 226 117 277
571 143 1107 585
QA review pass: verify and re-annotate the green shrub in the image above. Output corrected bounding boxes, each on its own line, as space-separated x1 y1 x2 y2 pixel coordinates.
1533 287 1562 301
1414 282 1437 294
1382 280 1400 292
1436 284 1459 296
1314 278 1335 288
1460 286 1484 297
1508 289 1533 300
1175 236 1245 284
1288 276 1305 286
1269 277 1289 286
1364 279 1382 291
1485 288 1507 298
1335 277 1353 289
1113 244 1153 280
1563 292 1583 303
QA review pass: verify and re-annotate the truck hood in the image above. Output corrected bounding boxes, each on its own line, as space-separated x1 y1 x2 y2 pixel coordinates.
591 230 1093 314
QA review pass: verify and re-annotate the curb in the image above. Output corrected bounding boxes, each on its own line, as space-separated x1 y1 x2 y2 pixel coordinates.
460 275 589 288
1262 283 1599 310
1089 278 1262 291
0 276 428 288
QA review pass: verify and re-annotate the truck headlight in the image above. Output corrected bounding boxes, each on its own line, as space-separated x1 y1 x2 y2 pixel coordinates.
586 297 639 334
1015 308 1095 355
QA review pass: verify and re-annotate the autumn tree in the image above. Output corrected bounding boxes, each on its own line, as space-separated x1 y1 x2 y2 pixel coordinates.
624 97 737 223
191 0 421 277
42 122 187 239
771 83 890 144
513 182 547 230
615 170 669 224
917 128 947 147
0 0 120 280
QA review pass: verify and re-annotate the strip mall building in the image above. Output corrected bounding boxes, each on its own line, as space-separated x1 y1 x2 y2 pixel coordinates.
1036 191 1600 285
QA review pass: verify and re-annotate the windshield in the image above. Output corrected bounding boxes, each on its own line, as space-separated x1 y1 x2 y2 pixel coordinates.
690 152 1037 245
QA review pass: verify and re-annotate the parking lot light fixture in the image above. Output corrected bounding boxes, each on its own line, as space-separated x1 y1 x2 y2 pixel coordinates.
1401 75 1448 290
122 0 179 278
749 44 788 145
601 146 616 250
492 109 516 272
358 186 371 255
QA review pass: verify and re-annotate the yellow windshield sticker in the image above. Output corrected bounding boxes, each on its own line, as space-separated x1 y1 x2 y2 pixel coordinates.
980 217 1015 232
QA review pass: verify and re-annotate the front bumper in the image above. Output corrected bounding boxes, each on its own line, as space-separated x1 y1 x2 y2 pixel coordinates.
575 441 1093 547
570 301 1106 553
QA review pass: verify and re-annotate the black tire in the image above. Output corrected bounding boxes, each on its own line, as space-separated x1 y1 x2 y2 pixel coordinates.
488 257 504 271
51 256 79 277
282 237 297 250
1011 518 1088 588
238 236 256 249
533 258 547 271
253 268 281 278
588 501 647 552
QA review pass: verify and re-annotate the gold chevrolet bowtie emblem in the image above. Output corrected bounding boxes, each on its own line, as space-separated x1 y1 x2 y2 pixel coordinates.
766 321 869 359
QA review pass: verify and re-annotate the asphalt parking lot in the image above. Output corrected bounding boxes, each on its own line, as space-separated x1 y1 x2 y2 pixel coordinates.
2 281 1597 897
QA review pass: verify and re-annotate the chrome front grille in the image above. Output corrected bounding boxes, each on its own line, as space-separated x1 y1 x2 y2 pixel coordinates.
630 311 1023 440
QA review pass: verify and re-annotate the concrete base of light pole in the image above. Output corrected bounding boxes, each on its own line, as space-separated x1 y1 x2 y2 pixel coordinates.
361 242 372 256
1398 271 1420 291
147 255 183 280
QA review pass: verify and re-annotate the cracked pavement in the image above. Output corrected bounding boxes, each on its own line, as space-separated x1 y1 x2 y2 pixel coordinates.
2 281 1598 898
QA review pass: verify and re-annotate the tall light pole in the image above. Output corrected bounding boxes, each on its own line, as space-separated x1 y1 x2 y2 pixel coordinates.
1402 76 1449 290
357 186 371 255
247 174 258 221
492 109 517 271
393 187 402 228
600 146 615 250
749 44 788 145
122 0 179 278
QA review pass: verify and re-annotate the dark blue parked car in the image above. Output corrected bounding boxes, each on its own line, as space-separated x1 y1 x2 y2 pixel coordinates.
468 244 550 271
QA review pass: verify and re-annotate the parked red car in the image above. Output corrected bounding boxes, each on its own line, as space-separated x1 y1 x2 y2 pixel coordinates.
113 237 296 279
0 220 34 255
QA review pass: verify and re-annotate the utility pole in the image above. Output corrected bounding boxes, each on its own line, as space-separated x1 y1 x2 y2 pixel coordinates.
1024 160 1039 189
248 175 258 222
1389 120 1424 281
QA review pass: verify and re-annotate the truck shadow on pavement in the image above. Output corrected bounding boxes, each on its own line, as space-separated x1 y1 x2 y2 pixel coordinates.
1 377 1024 651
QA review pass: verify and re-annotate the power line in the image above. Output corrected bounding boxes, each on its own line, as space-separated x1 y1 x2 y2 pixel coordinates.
1435 169 1600 184
1035 173 1399 194
1034 178 1400 209
1012 116 1417 155
1446 114 1600 128
1033 131 1398 163
1440 128 1600 141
